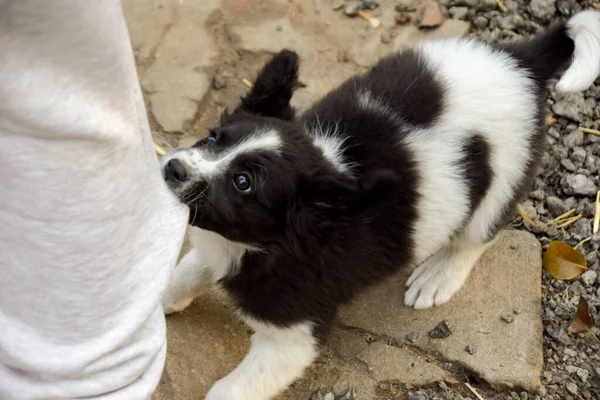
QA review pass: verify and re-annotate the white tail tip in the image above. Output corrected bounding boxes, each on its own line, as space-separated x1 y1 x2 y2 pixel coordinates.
556 11 600 93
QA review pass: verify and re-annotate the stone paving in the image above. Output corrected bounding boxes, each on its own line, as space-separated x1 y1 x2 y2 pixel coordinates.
121 0 544 398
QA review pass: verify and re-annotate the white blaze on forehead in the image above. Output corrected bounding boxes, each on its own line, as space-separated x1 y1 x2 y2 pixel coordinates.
173 129 282 181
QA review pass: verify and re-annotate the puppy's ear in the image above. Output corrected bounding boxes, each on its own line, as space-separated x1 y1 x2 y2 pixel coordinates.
299 169 398 217
231 50 299 120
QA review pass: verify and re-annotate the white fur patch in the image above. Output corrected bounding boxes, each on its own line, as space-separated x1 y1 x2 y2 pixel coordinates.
310 117 354 174
556 11 600 93
205 319 317 400
357 90 395 117
161 226 252 314
161 129 282 195
405 39 537 265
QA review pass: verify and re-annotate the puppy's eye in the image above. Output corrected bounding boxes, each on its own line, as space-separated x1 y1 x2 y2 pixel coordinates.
206 129 218 144
233 173 252 193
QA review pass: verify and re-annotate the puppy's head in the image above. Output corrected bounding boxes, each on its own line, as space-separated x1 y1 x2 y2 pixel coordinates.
162 50 397 247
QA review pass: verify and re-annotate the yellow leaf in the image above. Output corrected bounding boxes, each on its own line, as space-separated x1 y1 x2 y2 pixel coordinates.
543 241 588 280
568 297 594 334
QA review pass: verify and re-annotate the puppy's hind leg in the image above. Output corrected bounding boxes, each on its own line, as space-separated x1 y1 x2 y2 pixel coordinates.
404 234 496 310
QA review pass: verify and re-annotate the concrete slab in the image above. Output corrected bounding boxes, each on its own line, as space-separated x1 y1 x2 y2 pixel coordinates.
339 230 544 391
123 0 220 133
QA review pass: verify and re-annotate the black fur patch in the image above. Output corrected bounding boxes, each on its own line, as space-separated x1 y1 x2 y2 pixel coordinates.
459 134 493 214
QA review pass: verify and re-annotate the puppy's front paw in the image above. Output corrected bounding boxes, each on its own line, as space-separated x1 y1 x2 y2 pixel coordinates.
205 378 242 400
404 251 465 310
161 288 194 315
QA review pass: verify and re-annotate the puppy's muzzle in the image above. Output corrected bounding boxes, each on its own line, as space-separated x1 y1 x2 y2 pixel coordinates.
164 159 187 183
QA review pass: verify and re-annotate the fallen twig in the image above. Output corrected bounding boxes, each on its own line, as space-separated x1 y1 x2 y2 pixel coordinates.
154 143 167 157
517 204 540 227
496 0 508 12
579 127 600 136
465 382 485 400
358 10 381 29
557 214 582 229
574 237 591 250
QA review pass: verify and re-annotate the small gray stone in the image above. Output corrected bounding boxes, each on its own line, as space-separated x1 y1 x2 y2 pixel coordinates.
564 348 577 357
361 0 379 10
406 332 417 343
344 4 359 17
212 74 226 90
530 0 557 22
465 345 476 354
561 174 598 196
501 314 515 324
478 0 497 10
473 16 489 29
429 320 452 339
332 0 345 10
324 392 335 400
571 147 587 165
380 31 391 44
449 7 469 20
546 196 566 216
581 270 598 286
566 382 578 395
576 368 589 382
498 15 523 30
553 92 585 121
563 129 585 147
561 159 577 172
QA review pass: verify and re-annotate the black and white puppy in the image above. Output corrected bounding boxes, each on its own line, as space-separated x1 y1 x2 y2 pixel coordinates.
160 11 600 400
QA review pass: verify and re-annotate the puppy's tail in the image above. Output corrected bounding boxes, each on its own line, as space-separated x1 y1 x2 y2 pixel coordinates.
502 10 600 92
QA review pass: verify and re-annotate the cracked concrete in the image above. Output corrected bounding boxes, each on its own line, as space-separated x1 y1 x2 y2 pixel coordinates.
122 0 544 398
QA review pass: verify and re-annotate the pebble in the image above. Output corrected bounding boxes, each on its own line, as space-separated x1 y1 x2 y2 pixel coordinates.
561 159 576 172
581 270 598 286
563 129 585 147
395 4 416 12
429 320 452 339
546 196 566 216
478 0 497 10
553 92 585 121
560 174 598 196
449 6 469 20
465 345 476 354
380 31 391 44
501 314 515 324
566 382 578 395
361 0 379 10
212 74 226 90
498 15 523 30
406 332 417 343
571 147 588 165
530 0 557 22
473 16 489 29
344 4 359 17
564 348 577 358
332 0 344 10
395 13 412 24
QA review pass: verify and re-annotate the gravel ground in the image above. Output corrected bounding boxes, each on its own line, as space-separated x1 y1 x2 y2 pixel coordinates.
315 1 600 399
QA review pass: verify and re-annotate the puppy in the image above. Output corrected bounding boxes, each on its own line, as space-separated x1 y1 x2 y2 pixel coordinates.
160 11 600 400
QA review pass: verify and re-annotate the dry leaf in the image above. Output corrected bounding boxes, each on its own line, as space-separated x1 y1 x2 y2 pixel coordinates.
543 241 588 280
568 297 594 334
545 115 557 125
419 0 446 28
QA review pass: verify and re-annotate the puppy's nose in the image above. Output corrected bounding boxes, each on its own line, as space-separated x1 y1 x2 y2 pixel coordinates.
164 159 187 182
